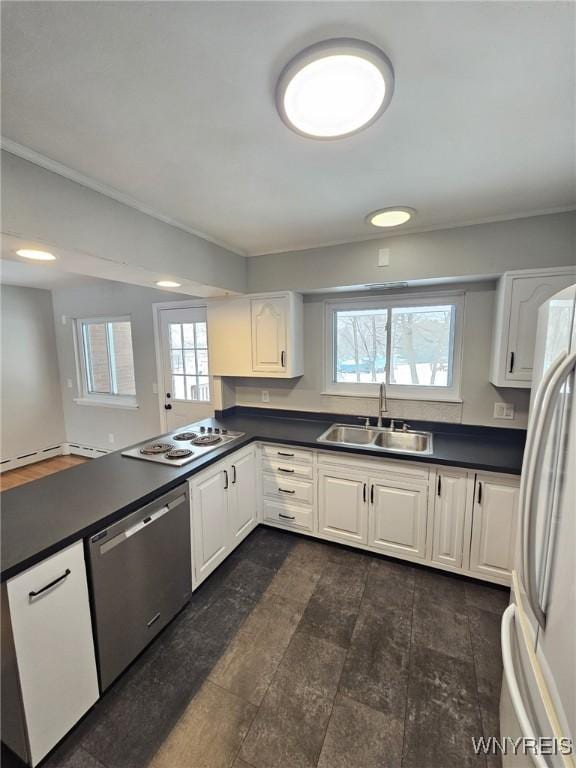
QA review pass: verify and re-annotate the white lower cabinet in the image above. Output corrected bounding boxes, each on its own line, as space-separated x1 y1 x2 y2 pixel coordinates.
2 542 99 767
368 475 429 559
229 445 258 545
431 468 468 568
263 447 519 585
469 473 520 581
318 469 368 544
190 444 257 588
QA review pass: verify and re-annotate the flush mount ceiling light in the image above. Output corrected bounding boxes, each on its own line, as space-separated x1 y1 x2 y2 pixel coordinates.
367 207 416 228
16 249 57 261
156 280 181 288
276 38 394 139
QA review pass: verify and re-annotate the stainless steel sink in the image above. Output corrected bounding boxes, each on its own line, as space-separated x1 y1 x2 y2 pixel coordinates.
317 425 379 446
317 423 433 455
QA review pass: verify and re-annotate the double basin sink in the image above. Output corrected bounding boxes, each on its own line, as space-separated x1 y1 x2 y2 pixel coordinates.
317 424 433 455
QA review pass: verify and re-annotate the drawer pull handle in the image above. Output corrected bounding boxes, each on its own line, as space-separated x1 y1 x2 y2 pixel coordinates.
277 451 295 457
278 467 295 473
278 488 295 494
147 612 161 628
29 569 71 599
279 512 296 520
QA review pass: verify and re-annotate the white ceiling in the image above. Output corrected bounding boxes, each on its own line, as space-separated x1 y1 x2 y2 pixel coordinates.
2 1 575 256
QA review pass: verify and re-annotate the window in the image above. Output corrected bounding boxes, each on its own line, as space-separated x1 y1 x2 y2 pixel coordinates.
168 320 210 402
325 294 463 400
76 317 137 406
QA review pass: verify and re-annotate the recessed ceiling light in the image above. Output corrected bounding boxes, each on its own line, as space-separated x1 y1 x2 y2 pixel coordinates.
16 249 57 261
277 38 394 139
367 207 416 228
156 280 182 288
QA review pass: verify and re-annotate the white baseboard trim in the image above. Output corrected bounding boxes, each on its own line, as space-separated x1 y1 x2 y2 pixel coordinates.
0 445 65 473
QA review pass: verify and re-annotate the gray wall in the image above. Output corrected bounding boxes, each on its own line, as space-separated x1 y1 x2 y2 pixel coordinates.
231 282 532 429
52 281 187 451
247 211 576 293
2 151 247 294
1 285 66 458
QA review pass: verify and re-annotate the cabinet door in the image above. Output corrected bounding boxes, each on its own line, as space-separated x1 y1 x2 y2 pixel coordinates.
431 470 468 568
469 475 519 581
191 461 230 586
229 446 257 546
6 542 99 766
251 297 287 373
318 469 368 544
369 477 429 559
507 275 573 384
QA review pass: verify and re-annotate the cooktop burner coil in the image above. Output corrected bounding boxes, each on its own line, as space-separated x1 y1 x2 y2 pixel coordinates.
140 442 173 455
165 448 194 460
172 432 198 441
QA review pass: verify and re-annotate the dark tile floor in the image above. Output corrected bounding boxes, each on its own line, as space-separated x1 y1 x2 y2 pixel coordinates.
2 527 509 768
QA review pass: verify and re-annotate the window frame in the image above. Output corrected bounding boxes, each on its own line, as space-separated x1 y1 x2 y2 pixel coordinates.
74 315 139 409
324 292 464 402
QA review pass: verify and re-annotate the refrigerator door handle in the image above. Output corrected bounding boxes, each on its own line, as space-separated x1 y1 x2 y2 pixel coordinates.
522 351 576 629
501 605 549 768
518 352 565 585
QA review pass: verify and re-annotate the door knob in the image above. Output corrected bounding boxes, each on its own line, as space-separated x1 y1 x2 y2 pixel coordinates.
164 403 172 410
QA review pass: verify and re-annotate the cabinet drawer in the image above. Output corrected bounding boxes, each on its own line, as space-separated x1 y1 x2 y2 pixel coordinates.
6 542 99 766
262 473 313 505
261 444 312 464
262 499 314 531
262 460 313 480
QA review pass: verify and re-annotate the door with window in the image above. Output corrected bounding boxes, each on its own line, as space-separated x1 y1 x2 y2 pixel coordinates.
158 307 212 431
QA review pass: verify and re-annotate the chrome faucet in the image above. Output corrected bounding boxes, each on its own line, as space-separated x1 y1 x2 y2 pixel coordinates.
377 382 387 427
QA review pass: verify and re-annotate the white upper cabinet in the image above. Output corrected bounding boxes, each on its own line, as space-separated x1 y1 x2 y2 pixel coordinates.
208 291 303 378
490 267 575 388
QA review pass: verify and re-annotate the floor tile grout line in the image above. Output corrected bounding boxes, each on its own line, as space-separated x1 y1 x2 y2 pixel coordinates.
466 600 490 768
399 574 417 768
228 542 333 768
314 557 371 767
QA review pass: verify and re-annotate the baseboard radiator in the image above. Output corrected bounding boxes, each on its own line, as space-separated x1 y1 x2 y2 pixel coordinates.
0 443 109 472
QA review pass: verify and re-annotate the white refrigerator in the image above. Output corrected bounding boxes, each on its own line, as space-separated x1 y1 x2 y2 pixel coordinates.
500 284 576 768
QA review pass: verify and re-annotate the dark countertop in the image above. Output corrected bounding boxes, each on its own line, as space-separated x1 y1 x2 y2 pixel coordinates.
0 408 526 582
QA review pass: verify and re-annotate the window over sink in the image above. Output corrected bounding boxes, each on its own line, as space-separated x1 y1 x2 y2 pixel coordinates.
75 316 138 407
325 293 464 401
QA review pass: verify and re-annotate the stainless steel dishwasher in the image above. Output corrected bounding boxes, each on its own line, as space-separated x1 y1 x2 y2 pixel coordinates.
88 484 191 690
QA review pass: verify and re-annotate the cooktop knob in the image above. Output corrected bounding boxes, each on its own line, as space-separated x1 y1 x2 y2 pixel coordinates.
207 427 213 433
222 428 228 435
214 427 220 434
200 426 206 433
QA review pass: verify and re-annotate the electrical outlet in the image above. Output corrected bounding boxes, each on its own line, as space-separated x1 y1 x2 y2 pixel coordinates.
108 433 115 444
66 378 73 389
494 402 515 420
61 315 67 325
261 390 270 403
152 382 158 395
377 248 390 267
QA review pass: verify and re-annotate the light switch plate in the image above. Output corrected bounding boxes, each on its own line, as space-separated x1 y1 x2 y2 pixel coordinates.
377 248 390 267
261 390 270 403
494 402 515 420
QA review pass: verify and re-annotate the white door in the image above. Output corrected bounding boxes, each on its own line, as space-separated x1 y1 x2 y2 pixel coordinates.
6 542 99 766
469 474 519 580
318 469 368 544
158 306 213 431
251 297 287 373
229 446 257 545
190 462 230 587
507 275 573 384
431 469 468 568
369 476 429 559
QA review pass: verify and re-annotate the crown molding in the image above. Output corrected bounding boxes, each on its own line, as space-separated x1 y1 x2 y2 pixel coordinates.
1 138 247 257
248 205 576 257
